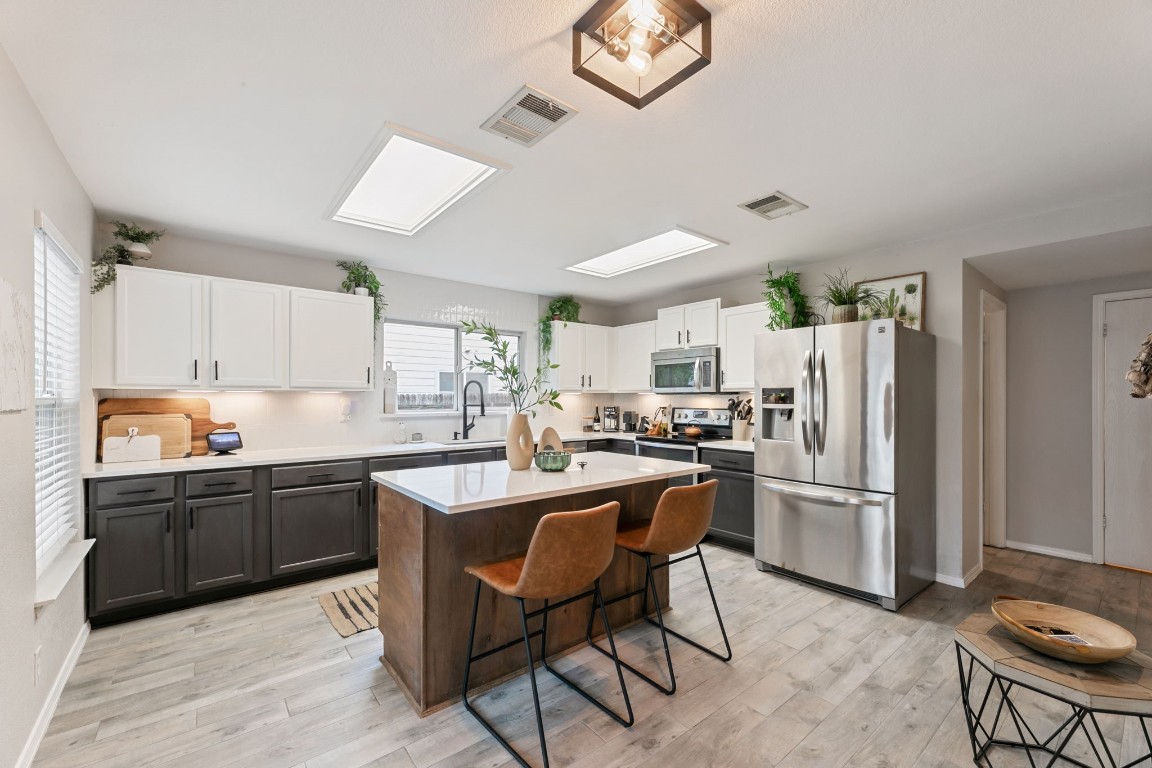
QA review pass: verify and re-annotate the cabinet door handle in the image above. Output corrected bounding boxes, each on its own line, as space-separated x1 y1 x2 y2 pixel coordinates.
307 473 334 480
588 375 592 388
357 487 362 508
367 366 371 385
687 329 691 344
166 509 171 533
678 330 682 345
189 506 195 530
203 481 236 487
581 374 585 388
721 370 725 385
117 488 157 496
214 361 219 381
193 359 198 381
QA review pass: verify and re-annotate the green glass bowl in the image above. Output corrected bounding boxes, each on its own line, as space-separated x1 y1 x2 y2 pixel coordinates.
534 450 572 472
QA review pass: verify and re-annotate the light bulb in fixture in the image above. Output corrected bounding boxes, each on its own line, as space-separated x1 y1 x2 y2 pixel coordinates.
625 49 653 76
627 24 650 50
627 0 660 25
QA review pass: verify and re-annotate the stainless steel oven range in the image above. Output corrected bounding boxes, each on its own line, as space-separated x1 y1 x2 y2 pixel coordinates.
634 407 733 486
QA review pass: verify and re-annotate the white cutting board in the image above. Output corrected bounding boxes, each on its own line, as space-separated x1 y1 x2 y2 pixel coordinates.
102 433 162 463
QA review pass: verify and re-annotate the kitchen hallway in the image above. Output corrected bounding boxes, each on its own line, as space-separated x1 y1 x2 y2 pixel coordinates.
32 546 1152 767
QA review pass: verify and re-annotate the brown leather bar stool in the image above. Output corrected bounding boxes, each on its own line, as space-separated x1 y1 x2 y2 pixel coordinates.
461 502 634 768
588 479 732 695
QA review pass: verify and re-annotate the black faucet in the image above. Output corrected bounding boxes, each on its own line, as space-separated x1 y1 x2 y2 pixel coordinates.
460 380 486 440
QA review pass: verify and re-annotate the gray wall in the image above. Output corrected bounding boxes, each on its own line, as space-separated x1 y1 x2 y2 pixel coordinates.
1005 270 1152 557
0 42 94 767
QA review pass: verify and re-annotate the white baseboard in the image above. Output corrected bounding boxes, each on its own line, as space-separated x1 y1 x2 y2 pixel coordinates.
17 621 89 768
936 562 984 589
1005 540 1094 564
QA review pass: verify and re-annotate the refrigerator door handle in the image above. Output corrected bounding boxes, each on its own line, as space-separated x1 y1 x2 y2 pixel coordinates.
800 351 812 454
814 349 827 455
760 481 883 507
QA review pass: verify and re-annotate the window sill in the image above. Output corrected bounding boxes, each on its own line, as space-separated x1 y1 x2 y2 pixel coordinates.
35 539 94 610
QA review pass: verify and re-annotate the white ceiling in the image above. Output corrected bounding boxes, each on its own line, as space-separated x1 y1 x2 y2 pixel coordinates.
969 225 1152 291
2 0 1151 304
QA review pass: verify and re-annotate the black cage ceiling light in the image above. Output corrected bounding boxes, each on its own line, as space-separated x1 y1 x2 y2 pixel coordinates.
572 0 711 109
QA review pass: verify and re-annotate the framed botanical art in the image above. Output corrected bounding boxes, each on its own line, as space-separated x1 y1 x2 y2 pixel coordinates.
858 271 927 331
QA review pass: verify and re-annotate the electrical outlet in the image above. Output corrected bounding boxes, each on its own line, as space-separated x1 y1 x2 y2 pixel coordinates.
34 645 41 686
339 398 352 423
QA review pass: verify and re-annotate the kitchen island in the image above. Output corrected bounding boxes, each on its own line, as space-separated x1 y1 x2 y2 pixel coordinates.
372 451 708 715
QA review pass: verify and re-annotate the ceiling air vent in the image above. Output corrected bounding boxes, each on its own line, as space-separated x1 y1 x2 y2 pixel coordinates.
740 191 808 220
481 86 578 147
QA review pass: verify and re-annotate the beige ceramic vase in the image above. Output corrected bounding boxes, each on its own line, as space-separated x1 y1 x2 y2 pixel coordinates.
505 412 535 471
831 304 859 324
537 426 563 453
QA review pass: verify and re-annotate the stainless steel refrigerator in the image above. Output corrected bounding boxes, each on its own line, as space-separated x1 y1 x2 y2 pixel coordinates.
753 319 936 610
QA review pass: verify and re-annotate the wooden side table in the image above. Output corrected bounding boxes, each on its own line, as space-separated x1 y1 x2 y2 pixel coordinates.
955 613 1152 767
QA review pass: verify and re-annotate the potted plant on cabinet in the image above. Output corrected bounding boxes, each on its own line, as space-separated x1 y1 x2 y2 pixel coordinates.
91 220 166 294
537 295 581 366
462 319 562 470
818 268 882 324
761 263 818 330
336 260 385 325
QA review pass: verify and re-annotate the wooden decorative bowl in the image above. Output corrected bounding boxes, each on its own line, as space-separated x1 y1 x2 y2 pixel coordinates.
990 595 1136 664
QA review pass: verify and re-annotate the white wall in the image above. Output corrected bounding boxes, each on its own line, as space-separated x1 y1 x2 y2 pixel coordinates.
0 43 94 767
1005 270 1152 557
96 233 619 452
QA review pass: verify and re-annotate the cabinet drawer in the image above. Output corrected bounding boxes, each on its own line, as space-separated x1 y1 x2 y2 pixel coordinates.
610 440 636 455
369 454 445 473
446 449 497 465
587 439 610 452
567 441 589 454
699 448 754 473
94 476 176 508
272 461 362 489
186 469 254 497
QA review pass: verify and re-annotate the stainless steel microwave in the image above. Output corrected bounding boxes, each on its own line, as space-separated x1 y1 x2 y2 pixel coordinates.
651 347 720 394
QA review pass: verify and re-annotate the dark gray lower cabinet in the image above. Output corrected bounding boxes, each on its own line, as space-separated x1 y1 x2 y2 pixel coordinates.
446 449 497 465
703 468 755 550
186 494 255 593
369 454 447 556
92 503 176 612
271 482 363 575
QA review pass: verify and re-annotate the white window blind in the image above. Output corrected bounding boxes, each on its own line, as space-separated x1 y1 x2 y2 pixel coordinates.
34 224 82 572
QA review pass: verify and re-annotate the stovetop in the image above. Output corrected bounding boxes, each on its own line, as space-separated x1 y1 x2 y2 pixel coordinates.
635 407 735 445
636 433 733 445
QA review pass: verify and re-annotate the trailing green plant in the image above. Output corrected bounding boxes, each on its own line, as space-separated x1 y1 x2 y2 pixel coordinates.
91 220 165 294
336 260 386 324
461 319 563 417
818 268 883 312
761 264 817 330
538 295 582 364
110 219 165 244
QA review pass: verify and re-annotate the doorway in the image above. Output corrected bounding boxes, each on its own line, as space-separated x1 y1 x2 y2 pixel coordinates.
1093 289 1152 570
980 291 1007 549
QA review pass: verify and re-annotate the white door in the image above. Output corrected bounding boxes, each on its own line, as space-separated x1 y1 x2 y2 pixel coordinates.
1103 295 1152 571
210 279 287 388
720 304 769 391
115 267 203 386
583 324 609 392
656 306 686 350
614 321 655 391
550 321 585 391
289 289 374 390
684 299 720 347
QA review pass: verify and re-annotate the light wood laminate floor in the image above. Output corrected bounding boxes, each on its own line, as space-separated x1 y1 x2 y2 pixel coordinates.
34 546 1152 767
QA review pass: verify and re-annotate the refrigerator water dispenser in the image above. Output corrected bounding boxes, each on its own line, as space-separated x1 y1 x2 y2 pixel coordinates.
760 388 794 441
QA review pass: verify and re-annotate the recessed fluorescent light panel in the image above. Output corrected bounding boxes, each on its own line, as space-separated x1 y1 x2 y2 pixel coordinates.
329 124 509 236
567 228 724 278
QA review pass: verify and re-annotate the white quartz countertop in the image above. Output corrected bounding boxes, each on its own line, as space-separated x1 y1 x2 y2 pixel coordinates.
373 451 709 514
83 431 641 479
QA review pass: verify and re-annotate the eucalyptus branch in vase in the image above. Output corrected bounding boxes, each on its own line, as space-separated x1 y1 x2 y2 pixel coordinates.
461 320 562 417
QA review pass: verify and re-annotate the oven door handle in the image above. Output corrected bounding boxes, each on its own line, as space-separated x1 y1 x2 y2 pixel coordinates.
636 441 698 453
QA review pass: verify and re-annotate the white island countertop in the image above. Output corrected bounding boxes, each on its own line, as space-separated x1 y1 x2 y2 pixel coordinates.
373 451 709 514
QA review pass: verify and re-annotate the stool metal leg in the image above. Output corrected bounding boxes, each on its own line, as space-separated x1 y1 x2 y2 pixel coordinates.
588 545 733 696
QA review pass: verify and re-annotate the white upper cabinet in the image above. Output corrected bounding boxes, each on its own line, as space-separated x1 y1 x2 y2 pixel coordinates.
114 267 204 387
289 289 374 390
209 279 287 389
656 299 720 349
548 321 612 392
613 321 656 392
719 303 770 391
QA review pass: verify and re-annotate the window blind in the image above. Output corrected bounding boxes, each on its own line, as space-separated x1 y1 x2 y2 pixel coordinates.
34 225 82 572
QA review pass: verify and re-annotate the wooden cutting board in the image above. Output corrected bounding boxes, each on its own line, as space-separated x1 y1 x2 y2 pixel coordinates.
101 414 192 460
97 398 237 459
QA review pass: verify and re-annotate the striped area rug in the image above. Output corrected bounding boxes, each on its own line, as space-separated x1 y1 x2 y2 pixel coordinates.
318 582 379 637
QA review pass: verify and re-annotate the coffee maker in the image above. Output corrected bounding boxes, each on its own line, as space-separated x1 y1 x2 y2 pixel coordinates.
602 405 620 432
621 410 637 433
